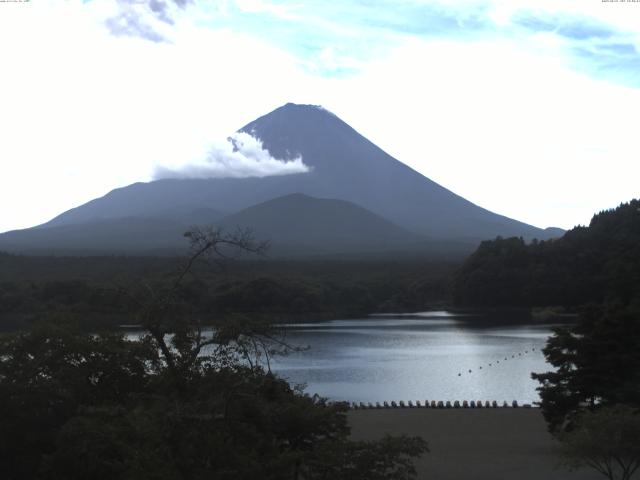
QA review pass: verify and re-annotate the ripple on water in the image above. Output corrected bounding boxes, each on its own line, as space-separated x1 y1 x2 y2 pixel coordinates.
271 312 558 404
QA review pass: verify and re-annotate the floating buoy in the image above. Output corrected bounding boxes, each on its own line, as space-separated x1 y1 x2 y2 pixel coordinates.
468 369 472 373
458 373 461 376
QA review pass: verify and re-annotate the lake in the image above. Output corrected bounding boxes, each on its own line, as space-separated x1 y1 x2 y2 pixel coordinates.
269 311 561 404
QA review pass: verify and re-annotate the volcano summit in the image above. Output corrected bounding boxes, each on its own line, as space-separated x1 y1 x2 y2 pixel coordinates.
0 103 561 256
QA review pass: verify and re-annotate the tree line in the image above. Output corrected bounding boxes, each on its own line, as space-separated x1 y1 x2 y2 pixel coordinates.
453 199 640 308
0 256 455 331
454 200 640 479
0 228 429 479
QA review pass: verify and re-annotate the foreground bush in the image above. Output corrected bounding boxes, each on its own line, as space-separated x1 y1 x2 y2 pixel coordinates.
0 229 428 479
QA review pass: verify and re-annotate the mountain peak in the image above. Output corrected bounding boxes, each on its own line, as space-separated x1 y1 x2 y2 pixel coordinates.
243 103 343 134
238 103 366 171
2 104 562 255
280 102 332 114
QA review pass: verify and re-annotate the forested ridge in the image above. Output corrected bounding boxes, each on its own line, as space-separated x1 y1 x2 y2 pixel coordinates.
479 199 640 464
453 199 640 308
0 254 455 331
453 199 640 442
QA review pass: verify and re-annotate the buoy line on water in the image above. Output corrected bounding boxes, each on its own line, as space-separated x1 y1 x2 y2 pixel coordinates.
456 346 539 378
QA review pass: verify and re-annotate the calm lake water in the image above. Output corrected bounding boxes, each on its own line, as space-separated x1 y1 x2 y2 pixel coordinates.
269 311 561 404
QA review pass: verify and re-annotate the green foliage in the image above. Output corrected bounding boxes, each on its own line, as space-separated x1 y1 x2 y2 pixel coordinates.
0 319 158 479
517 201 640 447
532 304 640 432
0 229 428 479
0 321 428 479
454 199 640 307
559 405 640 480
0 257 457 331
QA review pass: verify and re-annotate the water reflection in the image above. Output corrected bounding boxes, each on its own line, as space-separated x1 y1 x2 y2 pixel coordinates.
270 311 563 404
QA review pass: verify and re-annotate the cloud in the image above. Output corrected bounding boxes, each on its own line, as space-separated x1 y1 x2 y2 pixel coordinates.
0 0 639 233
104 0 190 42
0 1 313 232
153 132 311 179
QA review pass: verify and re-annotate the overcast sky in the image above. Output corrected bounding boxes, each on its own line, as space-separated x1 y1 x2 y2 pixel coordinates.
1 0 639 233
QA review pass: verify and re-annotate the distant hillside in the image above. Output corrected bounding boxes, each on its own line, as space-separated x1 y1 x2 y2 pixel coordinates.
0 206 222 255
218 193 419 254
0 194 478 258
0 217 194 256
453 199 640 307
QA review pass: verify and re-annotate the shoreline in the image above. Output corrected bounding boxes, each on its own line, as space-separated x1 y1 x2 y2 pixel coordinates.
347 400 535 409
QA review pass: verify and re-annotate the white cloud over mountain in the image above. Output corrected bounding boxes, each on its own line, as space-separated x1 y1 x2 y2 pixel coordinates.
153 132 310 179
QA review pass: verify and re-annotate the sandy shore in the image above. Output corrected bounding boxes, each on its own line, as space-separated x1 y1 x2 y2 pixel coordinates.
348 408 600 480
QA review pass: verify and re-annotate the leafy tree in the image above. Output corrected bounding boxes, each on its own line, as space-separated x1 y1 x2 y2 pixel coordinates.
0 318 158 479
559 405 640 480
532 304 640 432
0 227 428 479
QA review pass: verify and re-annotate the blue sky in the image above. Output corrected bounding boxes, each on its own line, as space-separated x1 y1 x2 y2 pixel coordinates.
1 0 639 232
195 0 640 84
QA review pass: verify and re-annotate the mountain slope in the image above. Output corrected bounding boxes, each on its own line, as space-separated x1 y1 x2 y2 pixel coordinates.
219 193 418 253
0 207 223 255
1 103 561 255
239 104 558 240
0 195 428 256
